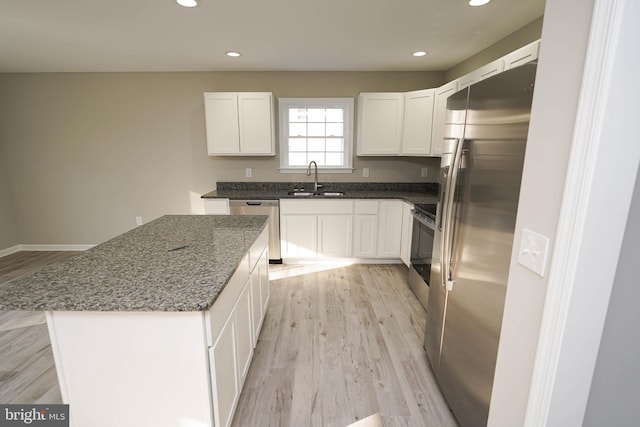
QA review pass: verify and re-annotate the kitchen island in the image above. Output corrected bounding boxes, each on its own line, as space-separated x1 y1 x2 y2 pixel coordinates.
0 215 270 427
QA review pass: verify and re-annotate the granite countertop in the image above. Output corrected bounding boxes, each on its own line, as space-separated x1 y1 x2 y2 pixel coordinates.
0 215 268 312
202 182 439 205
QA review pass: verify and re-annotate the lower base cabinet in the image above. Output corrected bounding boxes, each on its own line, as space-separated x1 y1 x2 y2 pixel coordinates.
353 215 378 257
46 227 270 427
280 199 405 261
210 319 239 427
280 214 317 257
318 214 353 257
208 228 270 427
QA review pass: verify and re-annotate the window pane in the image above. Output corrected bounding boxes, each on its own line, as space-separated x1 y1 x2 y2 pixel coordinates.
326 108 343 122
307 138 325 152
289 138 307 151
325 153 344 166
280 99 352 171
289 123 307 136
289 152 307 166
308 153 325 166
307 123 325 137
289 108 307 122
307 108 325 122
326 123 343 137
326 138 344 151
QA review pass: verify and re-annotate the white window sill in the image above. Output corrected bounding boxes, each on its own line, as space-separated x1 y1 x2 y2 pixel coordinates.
279 168 354 174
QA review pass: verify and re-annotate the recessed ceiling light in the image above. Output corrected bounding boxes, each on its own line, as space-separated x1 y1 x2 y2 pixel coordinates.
469 0 491 6
412 51 428 57
226 51 241 57
176 0 198 7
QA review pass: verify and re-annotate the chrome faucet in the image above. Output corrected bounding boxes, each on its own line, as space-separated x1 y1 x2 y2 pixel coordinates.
307 160 319 193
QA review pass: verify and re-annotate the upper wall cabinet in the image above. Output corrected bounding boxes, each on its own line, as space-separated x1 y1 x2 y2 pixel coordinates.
430 80 459 157
457 57 505 90
204 92 275 156
357 93 405 155
456 40 540 90
503 40 540 70
401 89 436 156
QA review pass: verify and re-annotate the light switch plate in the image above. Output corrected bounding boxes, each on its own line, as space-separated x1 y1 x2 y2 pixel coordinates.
421 167 429 178
363 167 369 178
245 168 252 178
518 228 550 277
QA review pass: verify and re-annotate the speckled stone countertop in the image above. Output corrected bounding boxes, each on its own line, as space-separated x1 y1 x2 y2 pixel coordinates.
0 215 268 312
202 182 439 205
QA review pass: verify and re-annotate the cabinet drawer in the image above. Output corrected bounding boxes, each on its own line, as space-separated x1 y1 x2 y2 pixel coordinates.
280 199 354 215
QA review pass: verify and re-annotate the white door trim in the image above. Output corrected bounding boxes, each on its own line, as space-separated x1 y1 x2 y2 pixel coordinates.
525 0 640 425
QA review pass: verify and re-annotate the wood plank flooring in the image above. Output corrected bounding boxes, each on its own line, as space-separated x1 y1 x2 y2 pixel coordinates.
0 251 79 404
0 253 456 426
232 263 457 427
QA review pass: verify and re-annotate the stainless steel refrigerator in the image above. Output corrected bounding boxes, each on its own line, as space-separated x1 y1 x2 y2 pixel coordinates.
424 62 537 427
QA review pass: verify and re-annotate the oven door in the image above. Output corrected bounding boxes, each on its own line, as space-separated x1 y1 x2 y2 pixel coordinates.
409 212 435 310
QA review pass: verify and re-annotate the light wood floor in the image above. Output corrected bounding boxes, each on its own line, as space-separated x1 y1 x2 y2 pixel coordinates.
0 251 79 404
0 253 456 426
232 263 457 427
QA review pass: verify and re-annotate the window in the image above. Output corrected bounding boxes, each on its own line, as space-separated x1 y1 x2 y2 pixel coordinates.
278 98 354 173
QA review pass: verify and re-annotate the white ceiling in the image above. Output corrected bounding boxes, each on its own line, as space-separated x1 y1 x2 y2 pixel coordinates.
0 0 545 73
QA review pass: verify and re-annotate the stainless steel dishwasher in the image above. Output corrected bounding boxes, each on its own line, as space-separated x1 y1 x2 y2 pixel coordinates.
229 200 281 263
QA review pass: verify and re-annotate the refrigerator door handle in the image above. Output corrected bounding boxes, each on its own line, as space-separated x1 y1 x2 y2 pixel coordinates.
442 137 465 291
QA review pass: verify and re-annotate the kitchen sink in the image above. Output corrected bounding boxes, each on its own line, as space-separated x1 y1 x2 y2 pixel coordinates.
287 191 346 197
288 191 314 196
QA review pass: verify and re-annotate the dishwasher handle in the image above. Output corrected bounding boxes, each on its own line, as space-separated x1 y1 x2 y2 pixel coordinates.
229 200 279 208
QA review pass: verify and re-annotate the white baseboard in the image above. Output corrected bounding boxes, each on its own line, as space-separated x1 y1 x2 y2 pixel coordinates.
0 244 94 258
0 245 22 258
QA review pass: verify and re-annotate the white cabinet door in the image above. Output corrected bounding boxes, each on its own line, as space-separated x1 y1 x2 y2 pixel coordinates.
204 93 240 155
237 93 275 155
210 316 238 427
259 250 270 314
503 40 540 70
430 80 459 156
357 93 404 155
401 89 435 156
477 58 505 81
204 199 230 215
250 265 261 347
318 214 353 257
377 200 404 258
457 72 477 90
204 92 275 156
280 215 317 258
235 279 254 384
353 214 378 257
250 249 269 346
400 202 414 267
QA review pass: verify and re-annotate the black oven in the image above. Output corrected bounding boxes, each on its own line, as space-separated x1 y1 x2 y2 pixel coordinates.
408 203 436 310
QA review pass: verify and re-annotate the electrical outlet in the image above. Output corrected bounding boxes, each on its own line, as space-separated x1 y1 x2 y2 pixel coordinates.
245 168 252 178
421 167 429 178
518 228 550 277
363 167 370 178
135 216 143 226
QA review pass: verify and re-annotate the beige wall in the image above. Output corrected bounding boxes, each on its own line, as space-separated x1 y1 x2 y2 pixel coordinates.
0 17 546 250
0 71 443 248
445 17 544 82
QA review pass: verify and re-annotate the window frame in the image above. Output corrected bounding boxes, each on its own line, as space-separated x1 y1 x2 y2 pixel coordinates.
278 97 354 173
